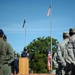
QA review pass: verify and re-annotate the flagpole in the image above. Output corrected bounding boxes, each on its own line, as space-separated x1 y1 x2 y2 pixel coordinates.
50 0 52 70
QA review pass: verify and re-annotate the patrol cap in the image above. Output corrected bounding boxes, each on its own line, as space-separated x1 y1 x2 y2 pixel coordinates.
0 29 4 35
63 32 69 37
69 28 75 33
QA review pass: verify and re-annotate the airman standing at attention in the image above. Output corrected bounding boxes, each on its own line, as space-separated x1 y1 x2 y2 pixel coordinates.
65 28 75 75
2 34 14 75
0 29 6 75
52 51 58 75
12 54 18 74
57 32 71 75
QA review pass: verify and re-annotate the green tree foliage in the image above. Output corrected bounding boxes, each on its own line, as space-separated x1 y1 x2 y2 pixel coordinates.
27 36 58 73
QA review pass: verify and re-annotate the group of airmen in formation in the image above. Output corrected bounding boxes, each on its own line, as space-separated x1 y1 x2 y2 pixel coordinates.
53 28 75 75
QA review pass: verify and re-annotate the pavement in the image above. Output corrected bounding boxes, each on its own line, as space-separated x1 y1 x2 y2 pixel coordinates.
13 73 55 75
12 70 56 75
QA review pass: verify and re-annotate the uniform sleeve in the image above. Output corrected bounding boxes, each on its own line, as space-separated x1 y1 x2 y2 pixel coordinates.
52 52 58 68
5 43 14 64
57 44 66 64
0 42 6 65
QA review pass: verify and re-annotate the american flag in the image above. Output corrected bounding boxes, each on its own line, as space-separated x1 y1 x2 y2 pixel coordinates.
47 5 51 16
22 18 26 28
47 48 51 71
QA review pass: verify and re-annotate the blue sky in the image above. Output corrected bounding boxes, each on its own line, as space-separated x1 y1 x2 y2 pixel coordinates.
0 0 75 54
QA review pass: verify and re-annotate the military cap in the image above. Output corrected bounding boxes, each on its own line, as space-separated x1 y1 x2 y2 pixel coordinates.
63 32 69 37
0 29 4 35
69 28 75 33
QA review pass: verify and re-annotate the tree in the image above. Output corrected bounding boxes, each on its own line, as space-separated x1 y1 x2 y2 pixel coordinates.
27 36 58 73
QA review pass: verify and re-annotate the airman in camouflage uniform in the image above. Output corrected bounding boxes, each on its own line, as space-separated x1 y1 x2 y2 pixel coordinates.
65 28 75 75
53 52 58 68
52 51 59 75
0 29 6 75
2 34 14 75
57 32 71 75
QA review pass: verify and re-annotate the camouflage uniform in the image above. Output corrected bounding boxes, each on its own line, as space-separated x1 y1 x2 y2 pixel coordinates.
52 52 59 75
66 28 75 75
0 29 6 75
53 52 58 68
2 34 14 75
57 32 71 75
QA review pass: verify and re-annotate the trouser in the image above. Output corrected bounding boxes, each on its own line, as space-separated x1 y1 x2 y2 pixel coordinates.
1 64 11 75
56 63 72 75
71 64 75 75
64 62 72 75
56 69 65 75
56 64 64 75
12 66 18 74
